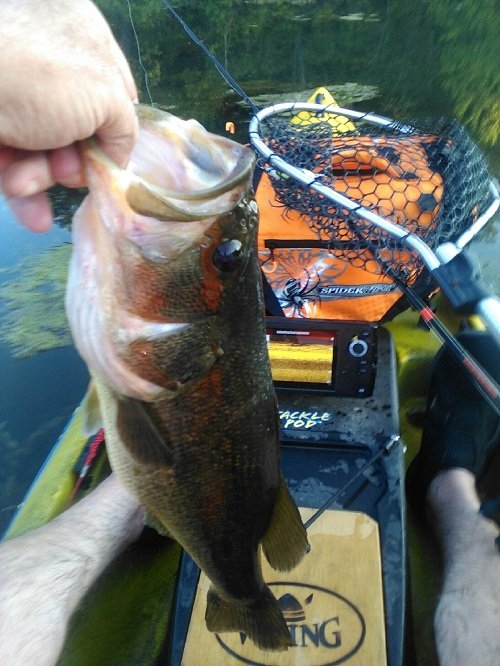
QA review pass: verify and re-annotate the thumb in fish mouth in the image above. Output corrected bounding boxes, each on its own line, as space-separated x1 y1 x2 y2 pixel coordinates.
81 103 255 223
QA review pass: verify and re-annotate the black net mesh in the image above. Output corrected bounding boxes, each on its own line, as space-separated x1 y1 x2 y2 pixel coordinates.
255 109 495 284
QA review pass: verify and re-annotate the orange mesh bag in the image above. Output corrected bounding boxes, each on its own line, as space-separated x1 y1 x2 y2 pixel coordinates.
257 172 408 321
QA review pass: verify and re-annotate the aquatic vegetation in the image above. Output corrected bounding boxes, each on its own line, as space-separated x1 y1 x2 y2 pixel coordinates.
0 244 72 358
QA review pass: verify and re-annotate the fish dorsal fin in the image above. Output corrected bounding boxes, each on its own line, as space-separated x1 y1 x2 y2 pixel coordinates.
81 380 103 437
261 475 309 572
116 397 174 467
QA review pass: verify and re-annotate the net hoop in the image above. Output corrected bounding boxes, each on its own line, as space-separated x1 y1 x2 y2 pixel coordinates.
248 101 500 273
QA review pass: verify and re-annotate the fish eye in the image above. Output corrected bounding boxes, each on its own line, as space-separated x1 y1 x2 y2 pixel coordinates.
213 239 244 272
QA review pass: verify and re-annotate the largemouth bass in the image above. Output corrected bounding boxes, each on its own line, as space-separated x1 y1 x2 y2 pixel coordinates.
66 106 308 651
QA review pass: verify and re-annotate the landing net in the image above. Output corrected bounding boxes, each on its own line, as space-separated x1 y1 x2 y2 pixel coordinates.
249 103 498 285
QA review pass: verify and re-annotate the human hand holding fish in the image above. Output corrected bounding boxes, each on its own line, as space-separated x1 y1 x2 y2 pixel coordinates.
0 0 138 232
0 106 309 661
0 0 309 646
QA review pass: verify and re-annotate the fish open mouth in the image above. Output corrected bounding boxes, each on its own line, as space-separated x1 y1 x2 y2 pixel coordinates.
84 105 255 223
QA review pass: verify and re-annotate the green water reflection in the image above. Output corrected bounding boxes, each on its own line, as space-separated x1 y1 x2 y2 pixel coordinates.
97 0 499 159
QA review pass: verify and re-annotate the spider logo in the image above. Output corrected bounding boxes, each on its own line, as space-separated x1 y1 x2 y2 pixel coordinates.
279 269 321 316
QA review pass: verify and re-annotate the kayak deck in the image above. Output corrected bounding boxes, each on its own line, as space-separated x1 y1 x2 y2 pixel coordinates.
4 312 443 665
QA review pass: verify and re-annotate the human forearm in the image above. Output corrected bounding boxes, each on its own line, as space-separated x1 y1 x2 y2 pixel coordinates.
0 475 144 666
44 474 144 577
428 469 500 666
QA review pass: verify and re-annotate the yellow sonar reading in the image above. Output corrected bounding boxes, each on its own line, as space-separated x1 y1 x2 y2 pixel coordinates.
267 338 335 384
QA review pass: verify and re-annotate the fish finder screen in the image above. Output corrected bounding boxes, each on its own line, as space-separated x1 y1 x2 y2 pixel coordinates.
266 327 336 385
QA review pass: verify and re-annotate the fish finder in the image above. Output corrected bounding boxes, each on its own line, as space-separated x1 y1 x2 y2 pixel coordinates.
266 317 377 397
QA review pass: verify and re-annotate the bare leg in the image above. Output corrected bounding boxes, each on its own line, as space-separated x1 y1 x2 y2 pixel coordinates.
0 475 144 666
407 329 500 664
427 469 500 666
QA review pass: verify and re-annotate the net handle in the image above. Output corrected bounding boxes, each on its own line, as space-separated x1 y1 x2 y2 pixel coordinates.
248 102 500 344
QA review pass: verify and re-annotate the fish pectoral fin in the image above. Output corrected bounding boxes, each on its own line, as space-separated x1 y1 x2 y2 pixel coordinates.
261 475 309 572
205 585 291 652
81 380 103 437
117 397 174 467
144 511 172 539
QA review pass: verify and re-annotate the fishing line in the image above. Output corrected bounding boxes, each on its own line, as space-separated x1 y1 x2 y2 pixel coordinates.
304 435 401 530
160 0 260 115
126 0 154 105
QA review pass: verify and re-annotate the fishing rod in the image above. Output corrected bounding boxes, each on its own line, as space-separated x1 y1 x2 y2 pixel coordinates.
156 2 500 413
387 264 500 413
345 213 500 414
161 0 259 115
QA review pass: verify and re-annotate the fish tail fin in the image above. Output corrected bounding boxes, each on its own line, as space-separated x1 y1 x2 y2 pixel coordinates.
262 475 309 571
205 585 291 652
